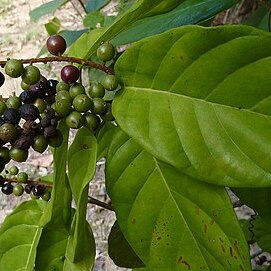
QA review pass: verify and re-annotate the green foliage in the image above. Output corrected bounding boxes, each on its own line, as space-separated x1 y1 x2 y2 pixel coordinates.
3 0 271 270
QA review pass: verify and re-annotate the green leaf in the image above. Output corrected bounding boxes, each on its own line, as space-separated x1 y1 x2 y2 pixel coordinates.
108 221 145 268
252 217 271 253
69 0 183 59
105 127 250 270
112 0 239 45
113 25 271 187
0 200 46 271
232 187 271 224
83 11 105 28
45 17 61 35
29 0 68 21
68 127 97 262
86 0 110 12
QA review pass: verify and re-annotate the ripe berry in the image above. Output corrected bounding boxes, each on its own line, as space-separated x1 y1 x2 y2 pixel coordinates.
0 123 18 143
0 175 5 186
84 113 100 131
9 147 28 162
0 71 5 87
3 108 21 124
65 111 84 129
18 104 40 121
24 183 33 194
19 91 35 104
69 83 85 99
46 35 67 56
72 94 92 113
13 184 24 197
87 82 105 98
32 134 48 153
43 126 57 139
0 157 4 173
9 165 19 175
4 59 24 78
22 65 41 85
32 184 45 197
6 95 21 109
28 75 47 99
1 182 13 195
17 172 28 183
61 65 79 84
102 75 119 91
97 42 115 62
91 98 107 114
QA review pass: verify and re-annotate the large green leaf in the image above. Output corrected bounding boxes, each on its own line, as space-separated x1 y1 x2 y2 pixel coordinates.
69 0 183 59
112 0 240 45
113 25 271 187
0 200 46 271
105 127 250 270
108 221 145 268
67 127 96 263
29 0 68 21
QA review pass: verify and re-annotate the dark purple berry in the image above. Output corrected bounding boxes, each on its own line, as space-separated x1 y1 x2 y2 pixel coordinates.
0 176 5 186
46 35 67 56
3 108 21 124
32 185 45 197
18 104 40 121
43 125 57 139
19 91 35 104
0 71 5 87
0 117 5 127
24 184 33 194
61 65 79 84
28 75 47 99
1 182 13 195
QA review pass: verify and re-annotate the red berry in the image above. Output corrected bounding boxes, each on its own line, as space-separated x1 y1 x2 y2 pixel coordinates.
60 65 79 84
46 35 67 56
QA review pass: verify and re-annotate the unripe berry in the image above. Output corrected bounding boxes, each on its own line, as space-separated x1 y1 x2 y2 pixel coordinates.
4 59 24 78
65 111 84 129
22 65 41 85
13 184 24 196
97 42 115 62
102 75 119 91
9 147 28 162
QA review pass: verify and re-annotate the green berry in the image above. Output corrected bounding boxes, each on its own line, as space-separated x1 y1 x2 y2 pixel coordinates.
84 113 100 131
21 65 40 85
97 42 115 62
102 75 119 91
33 98 47 113
56 81 70 92
32 134 48 153
6 96 21 109
55 90 72 103
55 99 72 117
21 80 30 90
0 101 7 115
87 82 105 98
9 165 19 175
69 83 85 99
4 59 24 78
0 147 11 164
73 94 92 113
9 147 28 162
30 191 39 200
91 98 107 114
65 111 84 129
42 190 51 201
13 184 24 196
17 172 28 183
0 123 18 143
100 103 115 121
48 130 63 148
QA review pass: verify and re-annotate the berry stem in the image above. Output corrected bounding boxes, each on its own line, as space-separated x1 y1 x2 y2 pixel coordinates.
8 177 53 188
0 56 114 75
88 196 114 211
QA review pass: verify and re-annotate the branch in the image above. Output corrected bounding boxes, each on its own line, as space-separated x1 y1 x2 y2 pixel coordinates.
0 56 114 75
8 177 53 187
88 196 114 211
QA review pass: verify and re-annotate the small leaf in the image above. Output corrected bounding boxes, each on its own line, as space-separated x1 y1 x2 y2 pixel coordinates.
105 127 250 270
83 11 105 28
29 0 68 21
45 17 61 35
113 25 271 187
0 200 46 271
108 221 145 268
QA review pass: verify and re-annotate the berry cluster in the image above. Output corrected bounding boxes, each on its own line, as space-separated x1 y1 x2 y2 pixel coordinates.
0 34 119 200
0 165 51 201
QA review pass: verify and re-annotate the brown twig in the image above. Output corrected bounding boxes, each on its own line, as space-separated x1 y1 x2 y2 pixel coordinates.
0 56 114 75
88 196 114 211
8 177 53 187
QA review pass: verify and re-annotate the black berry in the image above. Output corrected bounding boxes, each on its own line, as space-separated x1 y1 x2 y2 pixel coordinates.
3 108 21 124
1 182 13 195
0 71 5 87
18 104 40 121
